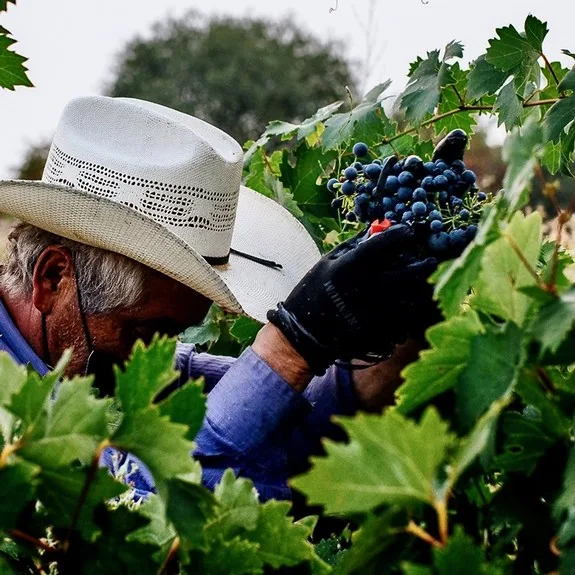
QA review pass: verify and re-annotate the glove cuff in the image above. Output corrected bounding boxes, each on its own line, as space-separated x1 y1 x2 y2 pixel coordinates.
266 304 334 376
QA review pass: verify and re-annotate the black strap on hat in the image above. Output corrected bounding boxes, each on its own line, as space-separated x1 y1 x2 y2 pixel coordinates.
203 248 283 270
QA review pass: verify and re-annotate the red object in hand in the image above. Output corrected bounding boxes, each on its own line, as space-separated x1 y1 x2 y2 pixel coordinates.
369 219 392 236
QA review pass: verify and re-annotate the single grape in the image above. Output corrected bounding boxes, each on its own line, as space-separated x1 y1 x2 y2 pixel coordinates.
356 183 366 194
451 159 465 173
384 175 400 193
434 175 448 189
449 229 467 248
345 211 357 222
364 163 382 180
372 158 383 165
392 163 402 175
398 171 415 186
421 176 435 191
427 202 437 212
402 210 414 223
412 188 427 201
477 191 487 202
395 202 406 215
353 162 363 171
451 197 463 208
435 160 449 172
365 181 377 194
443 169 457 183
331 197 343 209
327 178 339 192
397 186 412 202
428 210 442 221
467 224 478 240
423 161 436 174
344 166 358 180
382 197 395 211
438 191 449 204
429 232 450 252
412 201 427 217
459 208 470 221
353 142 369 158
341 180 356 195
461 170 477 185
384 210 397 221
356 193 370 207
430 219 443 233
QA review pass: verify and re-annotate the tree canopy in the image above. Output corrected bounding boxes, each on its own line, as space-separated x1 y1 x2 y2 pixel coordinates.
106 12 357 144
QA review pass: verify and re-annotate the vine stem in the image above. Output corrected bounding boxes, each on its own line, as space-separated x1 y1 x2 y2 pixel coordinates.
159 537 181 575
63 438 111 553
541 52 564 95
380 98 561 146
9 529 57 553
405 521 443 548
435 500 449 546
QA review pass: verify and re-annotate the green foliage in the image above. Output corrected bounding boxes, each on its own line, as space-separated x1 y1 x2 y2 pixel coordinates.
0 1 32 90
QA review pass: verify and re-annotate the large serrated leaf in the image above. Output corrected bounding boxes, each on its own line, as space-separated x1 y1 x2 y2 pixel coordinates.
115 335 178 413
473 212 542 326
158 379 205 441
396 312 484 414
494 80 523 130
467 55 509 100
485 22 539 72
292 408 455 514
457 322 526 430
533 288 575 354
544 94 575 142
0 460 39 529
0 33 33 90
433 527 489 574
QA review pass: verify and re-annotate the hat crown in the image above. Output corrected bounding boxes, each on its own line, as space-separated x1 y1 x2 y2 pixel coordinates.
42 96 244 260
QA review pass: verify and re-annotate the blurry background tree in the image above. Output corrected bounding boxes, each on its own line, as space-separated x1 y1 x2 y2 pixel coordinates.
107 12 356 144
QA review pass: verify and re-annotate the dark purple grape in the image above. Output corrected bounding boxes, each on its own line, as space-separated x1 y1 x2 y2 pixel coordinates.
451 197 463 208
327 178 338 192
382 197 395 211
353 162 363 171
412 188 427 201
428 210 442 221
384 210 397 221
345 211 357 222
341 180 356 195
373 158 383 165
344 166 358 180
402 210 414 223
451 159 465 173
443 169 457 183
398 171 415 186
430 219 443 233
384 175 400 194
429 232 449 252
461 170 476 185
412 201 427 217
459 208 470 221
364 163 382 180
477 191 487 202
421 176 435 191
353 142 369 157
449 229 467 247
427 202 437 212
467 224 478 240
434 175 448 189
435 160 449 172
395 202 406 215
423 161 436 174
397 187 412 202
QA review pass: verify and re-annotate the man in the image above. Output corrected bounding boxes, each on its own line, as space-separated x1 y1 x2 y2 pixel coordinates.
0 96 435 500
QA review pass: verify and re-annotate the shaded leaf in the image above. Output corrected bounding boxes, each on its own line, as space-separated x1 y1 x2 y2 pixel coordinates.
397 312 484 414
292 408 455 513
0 460 39 529
181 305 221 346
494 80 523 130
544 94 575 142
467 55 509 100
433 527 487 574
158 379 206 441
533 288 575 354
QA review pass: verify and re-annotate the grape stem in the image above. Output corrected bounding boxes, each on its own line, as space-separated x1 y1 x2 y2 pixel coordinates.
159 537 181 574
9 529 57 554
380 97 562 146
541 52 565 97
405 521 443 548
452 85 466 107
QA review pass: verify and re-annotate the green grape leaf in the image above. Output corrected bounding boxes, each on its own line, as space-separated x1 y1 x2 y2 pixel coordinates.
6 350 70 429
229 316 261 347
396 311 484 414
492 411 556 474
165 478 217 551
262 169 304 218
540 61 570 100
0 460 39 529
485 20 543 72
558 69 575 93
544 94 575 142
502 117 544 211
473 212 542 326
0 0 16 12
115 335 178 413
0 353 27 405
457 322 526 430
560 122 575 176
494 80 523 130
181 305 221 345
321 81 392 151
467 55 509 100
432 206 500 318
69 506 160 575
402 565 433 575
292 407 455 514
524 14 549 52
158 379 206 441
433 527 488 574
280 143 337 214
0 33 33 91
242 500 328 572
556 447 575 520
112 407 196 487
19 377 111 468
434 64 477 136
209 469 260 537
533 288 575 354
541 141 562 174
188 536 263 575
38 467 127 540
126 494 176 548
263 101 343 142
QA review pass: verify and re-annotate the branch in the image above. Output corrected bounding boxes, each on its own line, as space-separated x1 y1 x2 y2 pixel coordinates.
9 529 57 554
452 85 466 107
406 521 443 548
381 98 562 146
159 537 181 575
541 52 564 96
434 499 449 546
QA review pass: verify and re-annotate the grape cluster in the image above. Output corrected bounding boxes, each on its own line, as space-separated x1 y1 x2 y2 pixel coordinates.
327 135 491 256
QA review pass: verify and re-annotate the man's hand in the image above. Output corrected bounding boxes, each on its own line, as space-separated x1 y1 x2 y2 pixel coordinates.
267 224 437 375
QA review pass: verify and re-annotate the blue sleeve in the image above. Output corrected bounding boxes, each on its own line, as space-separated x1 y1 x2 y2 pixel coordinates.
175 344 361 500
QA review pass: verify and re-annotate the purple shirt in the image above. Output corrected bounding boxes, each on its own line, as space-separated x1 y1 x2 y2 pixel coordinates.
0 301 359 500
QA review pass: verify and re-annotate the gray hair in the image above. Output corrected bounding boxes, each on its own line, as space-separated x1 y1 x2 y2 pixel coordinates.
1 223 145 314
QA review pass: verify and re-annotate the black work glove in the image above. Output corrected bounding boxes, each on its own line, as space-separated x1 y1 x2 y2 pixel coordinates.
267 225 438 375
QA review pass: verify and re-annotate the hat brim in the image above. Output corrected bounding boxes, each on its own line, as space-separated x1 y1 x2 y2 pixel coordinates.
0 180 321 323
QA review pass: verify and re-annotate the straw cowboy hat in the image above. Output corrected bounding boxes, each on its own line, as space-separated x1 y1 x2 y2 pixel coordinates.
0 97 320 323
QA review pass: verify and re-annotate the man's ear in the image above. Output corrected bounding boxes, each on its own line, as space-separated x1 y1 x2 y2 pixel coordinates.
32 246 75 313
